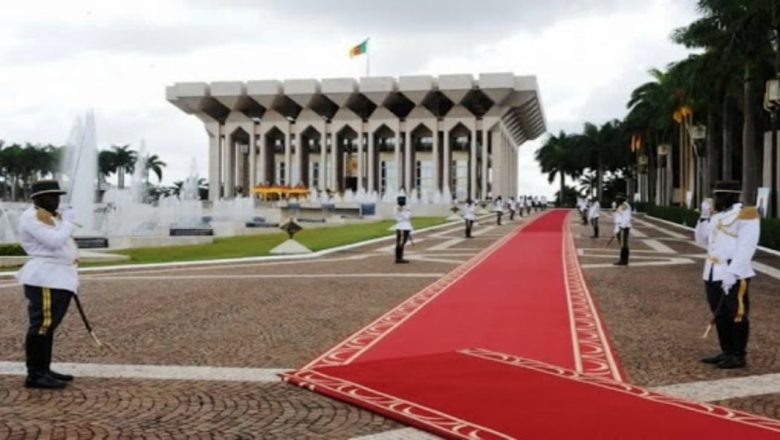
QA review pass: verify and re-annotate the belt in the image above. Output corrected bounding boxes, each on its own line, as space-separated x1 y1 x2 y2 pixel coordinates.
707 256 732 265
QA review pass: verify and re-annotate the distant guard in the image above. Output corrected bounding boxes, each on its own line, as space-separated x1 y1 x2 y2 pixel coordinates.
16 180 78 389
464 199 476 238
494 196 504 225
588 197 601 238
695 181 760 369
612 193 632 266
394 195 412 264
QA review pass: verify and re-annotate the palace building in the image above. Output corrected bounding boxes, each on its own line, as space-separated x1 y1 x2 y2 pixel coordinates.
166 73 546 202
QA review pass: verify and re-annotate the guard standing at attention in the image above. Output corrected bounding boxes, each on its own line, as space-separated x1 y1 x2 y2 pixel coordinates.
464 199 477 238
612 193 632 266
394 195 412 264
508 197 517 221
494 196 504 225
588 197 601 238
695 181 760 369
16 180 78 389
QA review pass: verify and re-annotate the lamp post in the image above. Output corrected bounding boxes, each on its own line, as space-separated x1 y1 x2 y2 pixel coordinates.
658 144 671 205
691 124 707 206
765 79 780 218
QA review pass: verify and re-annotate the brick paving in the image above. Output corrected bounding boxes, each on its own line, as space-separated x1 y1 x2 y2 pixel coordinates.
3 210 780 438
0 216 525 439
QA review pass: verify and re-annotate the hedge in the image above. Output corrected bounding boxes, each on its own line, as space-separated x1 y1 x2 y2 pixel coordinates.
0 243 26 256
644 204 780 252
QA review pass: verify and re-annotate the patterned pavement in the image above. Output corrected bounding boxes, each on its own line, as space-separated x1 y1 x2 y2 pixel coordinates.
2 210 780 438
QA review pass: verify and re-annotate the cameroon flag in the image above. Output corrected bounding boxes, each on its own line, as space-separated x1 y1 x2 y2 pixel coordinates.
349 39 368 58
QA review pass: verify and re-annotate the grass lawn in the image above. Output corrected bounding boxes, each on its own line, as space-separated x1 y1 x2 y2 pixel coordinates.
108 216 449 265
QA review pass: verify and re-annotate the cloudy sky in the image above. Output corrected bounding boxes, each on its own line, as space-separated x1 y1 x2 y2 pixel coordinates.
0 0 698 196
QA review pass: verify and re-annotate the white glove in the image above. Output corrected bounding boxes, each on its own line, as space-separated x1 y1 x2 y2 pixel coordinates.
62 208 77 224
721 272 737 294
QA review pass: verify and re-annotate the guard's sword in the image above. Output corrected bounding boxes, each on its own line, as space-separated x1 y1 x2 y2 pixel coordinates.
73 293 104 348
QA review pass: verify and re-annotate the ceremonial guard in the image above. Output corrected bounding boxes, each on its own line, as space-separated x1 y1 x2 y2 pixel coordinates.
578 198 589 224
494 196 504 225
508 197 517 221
695 182 760 369
463 199 477 238
16 180 78 389
588 197 601 238
394 195 412 264
612 193 632 266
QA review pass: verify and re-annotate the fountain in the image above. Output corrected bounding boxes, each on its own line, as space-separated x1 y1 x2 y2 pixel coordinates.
0 200 19 244
60 112 106 248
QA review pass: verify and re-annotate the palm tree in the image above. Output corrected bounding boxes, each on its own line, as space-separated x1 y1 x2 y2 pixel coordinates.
144 154 167 184
579 172 600 198
110 145 137 189
674 0 775 202
535 131 578 206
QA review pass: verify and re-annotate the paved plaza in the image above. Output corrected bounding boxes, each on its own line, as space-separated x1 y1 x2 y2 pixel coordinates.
1 212 780 438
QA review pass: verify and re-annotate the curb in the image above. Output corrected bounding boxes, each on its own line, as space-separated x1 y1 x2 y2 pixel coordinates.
0 216 487 278
642 213 780 258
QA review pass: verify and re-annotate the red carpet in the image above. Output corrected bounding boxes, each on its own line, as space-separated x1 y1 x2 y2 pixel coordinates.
294 350 780 439
284 210 780 438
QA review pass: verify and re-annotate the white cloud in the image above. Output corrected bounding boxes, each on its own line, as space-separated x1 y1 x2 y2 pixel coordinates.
0 0 698 196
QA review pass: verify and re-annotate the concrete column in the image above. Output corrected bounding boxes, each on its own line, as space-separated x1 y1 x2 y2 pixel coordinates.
284 131 291 185
357 133 365 192
470 128 477 200
367 132 375 193
249 132 257 190
432 128 440 192
331 132 338 190
320 131 327 192
207 124 220 202
294 135 303 186
443 130 450 194
394 132 402 191
490 130 500 198
405 131 413 192
223 135 235 199
481 129 488 200
258 133 267 185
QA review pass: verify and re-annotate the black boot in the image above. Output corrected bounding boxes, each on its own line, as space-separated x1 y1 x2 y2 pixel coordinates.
43 334 73 382
717 355 746 369
25 334 66 389
700 353 727 364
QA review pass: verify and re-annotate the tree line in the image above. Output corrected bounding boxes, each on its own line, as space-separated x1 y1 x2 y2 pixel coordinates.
537 0 778 208
0 141 177 201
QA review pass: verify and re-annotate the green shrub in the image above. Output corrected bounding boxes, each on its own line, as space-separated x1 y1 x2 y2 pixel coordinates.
645 204 780 251
0 243 26 256
761 218 780 251
645 205 700 227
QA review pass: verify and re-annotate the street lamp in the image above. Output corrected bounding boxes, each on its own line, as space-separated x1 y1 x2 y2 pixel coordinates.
764 79 780 217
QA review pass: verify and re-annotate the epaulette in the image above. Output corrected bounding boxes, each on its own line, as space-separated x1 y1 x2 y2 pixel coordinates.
35 208 55 226
738 206 760 220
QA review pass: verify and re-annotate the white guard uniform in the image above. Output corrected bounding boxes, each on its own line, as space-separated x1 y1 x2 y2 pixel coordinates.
700 198 713 220
16 207 79 293
588 201 601 220
464 203 477 221
494 200 504 212
394 206 413 231
612 202 632 234
695 204 760 282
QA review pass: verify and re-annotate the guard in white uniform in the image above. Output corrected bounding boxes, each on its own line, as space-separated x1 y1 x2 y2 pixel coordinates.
463 199 477 238
508 197 517 221
494 196 504 225
588 198 601 238
695 181 760 369
612 193 632 265
394 195 412 264
16 180 78 389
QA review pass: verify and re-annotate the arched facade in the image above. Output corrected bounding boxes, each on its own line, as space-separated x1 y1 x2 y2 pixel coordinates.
167 73 546 201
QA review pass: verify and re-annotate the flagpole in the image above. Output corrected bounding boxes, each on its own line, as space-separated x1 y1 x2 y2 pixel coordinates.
366 37 371 77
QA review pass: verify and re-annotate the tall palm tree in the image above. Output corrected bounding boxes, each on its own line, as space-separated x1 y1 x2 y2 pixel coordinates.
674 0 775 202
144 154 167 184
110 145 137 189
535 131 577 206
